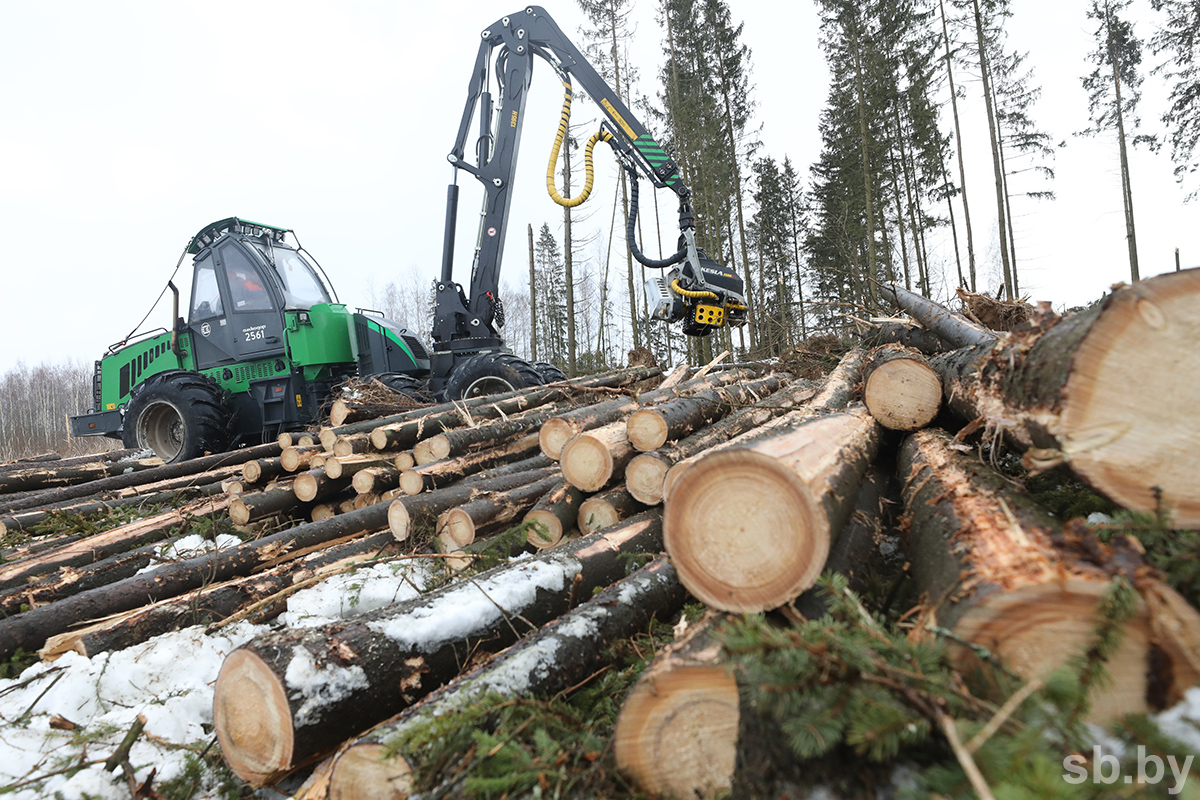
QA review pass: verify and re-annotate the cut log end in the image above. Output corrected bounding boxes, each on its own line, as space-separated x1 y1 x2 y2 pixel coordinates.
539 418 575 460
400 471 427 496
1061 270 1200 527
559 435 613 493
614 663 739 799
280 449 302 472
626 453 669 506
213 649 294 786
863 357 941 431
328 743 412 800
294 473 320 503
578 496 620 536
388 500 411 542
626 409 669 452
664 450 828 613
524 508 563 549
412 436 450 466
229 500 251 527
438 507 476 549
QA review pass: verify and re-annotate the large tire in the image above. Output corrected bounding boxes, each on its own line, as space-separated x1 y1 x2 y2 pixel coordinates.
374 372 434 404
532 361 567 384
122 371 234 463
442 352 543 401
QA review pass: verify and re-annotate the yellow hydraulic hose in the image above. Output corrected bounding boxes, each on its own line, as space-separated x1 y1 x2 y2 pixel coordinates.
670 279 718 301
547 81 614 208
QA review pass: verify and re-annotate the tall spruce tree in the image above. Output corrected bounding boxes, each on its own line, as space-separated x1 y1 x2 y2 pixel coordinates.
1083 0 1146 281
534 224 568 366
1149 0 1200 195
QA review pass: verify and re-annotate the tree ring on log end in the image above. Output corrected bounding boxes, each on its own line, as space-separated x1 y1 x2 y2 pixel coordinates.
954 579 1158 723
213 648 294 785
388 500 411 541
863 358 941 430
539 418 575 460
438 507 475 549
1061 269 1200 527
614 664 738 799
627 409 669 451
664 450 827 612
626 453 668 506
560 435 613 492
329 743 413 800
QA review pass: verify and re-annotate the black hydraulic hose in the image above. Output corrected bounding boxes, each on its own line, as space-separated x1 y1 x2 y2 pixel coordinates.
625 168 686 269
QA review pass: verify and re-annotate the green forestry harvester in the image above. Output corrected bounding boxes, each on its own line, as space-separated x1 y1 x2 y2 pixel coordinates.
70 6 747 463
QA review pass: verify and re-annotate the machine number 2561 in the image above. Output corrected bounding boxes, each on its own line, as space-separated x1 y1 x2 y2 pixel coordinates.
243 326 267 342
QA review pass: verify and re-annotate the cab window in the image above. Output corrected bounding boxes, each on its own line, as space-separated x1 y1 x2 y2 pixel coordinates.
221 244 273 312
190 260 223 320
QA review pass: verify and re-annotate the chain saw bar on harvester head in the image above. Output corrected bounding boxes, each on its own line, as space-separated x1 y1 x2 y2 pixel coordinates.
430 4 747 380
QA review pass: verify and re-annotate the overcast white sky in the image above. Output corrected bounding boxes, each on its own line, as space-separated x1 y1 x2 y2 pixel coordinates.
0 0 1194 378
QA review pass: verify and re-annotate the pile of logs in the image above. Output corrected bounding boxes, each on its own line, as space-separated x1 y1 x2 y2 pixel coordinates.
1 268 1197 800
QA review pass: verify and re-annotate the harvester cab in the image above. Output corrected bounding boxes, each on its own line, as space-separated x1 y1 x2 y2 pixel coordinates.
69 218 431 462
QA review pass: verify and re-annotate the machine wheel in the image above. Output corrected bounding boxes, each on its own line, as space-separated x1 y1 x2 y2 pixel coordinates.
122 371 234 463
532 361 567 384
443 352 543 400
374 372 434 404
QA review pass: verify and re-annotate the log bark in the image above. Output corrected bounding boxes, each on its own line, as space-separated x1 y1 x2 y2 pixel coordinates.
330 399 429 428
0 457 163 495
43 530 401 660
858 320 947 355
861 344 942 431
351 466 401 496
230 481 302 526
387 467 557 542
281 446 324 473
523 479 585 549
0 482 223 537
294 470 352 504
0 499 401 661
614 612 739 800
928 270 1200 527
398 433 542 495
625 373 788 453
664 407 881 612
212 510 665 785
878 282 996 349
0 442 283 515
410 399 577 465
537 367 760 460
578 485 645 535
242 458 288 485
0 495 232 591
325 557 687 800
435 475 561 549
899 427 1200 722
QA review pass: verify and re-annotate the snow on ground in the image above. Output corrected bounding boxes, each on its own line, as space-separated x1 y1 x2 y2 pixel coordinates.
0 554 439 799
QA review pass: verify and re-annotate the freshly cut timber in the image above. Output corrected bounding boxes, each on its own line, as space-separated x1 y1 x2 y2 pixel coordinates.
0 482 224 537
614 612 739 800
325 557 687 800
624 372 788 452
411 399 575 465
398 433 541 495
899 428 1200 722
280 445 323 473
213 511 665 785
861 344 941 431
877 283 996 349
537 367 758 460
624 376 819 506
664 407 880 612
660 349 866 505
558 420 636 492
435 474 562 549
523 479 585 549
230 481 300 526
578 486 645 535
387 467 556 541
926 270 1200 527
0 456 163 495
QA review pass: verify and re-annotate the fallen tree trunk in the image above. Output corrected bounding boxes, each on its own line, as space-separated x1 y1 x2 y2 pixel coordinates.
435 475 562 549
0 482 224 537
325 556 688 800
558 420 636 492
411 399 576 465
213 510 666 785
877 283 996 349
861 344 942 431
614 611 739 800
386 467 557 542
230 481 302 526
858 319 948 355
902 270 1200 527
0 498 404 662
664 407 881 612
898 427 1200 722
625 373 789 453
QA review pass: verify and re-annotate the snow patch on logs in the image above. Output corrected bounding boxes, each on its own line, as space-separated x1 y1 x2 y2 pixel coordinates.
285 647 370 727
283 560 436 628
367 556 580 651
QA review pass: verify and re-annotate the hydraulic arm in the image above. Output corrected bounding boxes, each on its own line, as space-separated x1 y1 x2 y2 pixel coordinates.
430 5 746 379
